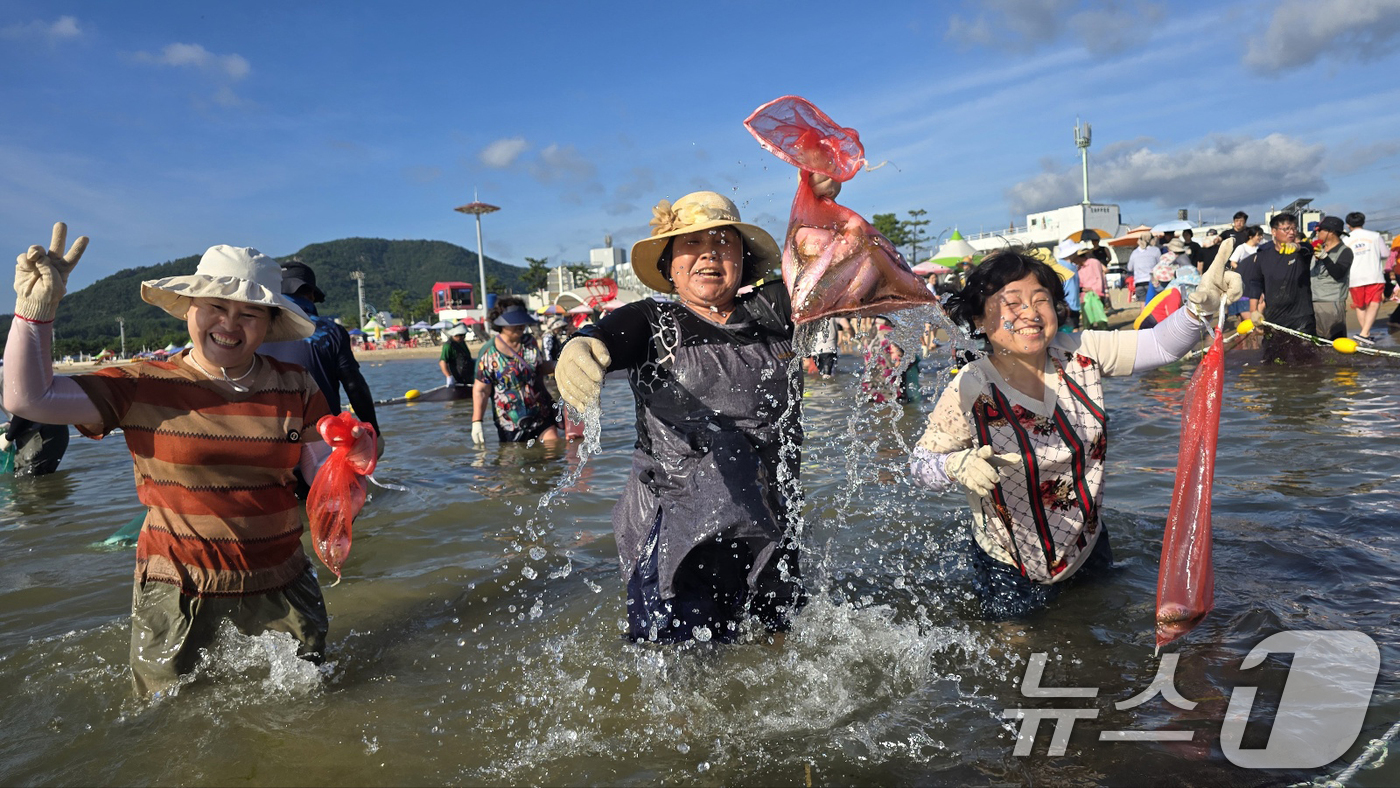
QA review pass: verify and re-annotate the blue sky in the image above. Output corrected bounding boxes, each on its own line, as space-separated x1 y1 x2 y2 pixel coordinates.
4 0 1400 291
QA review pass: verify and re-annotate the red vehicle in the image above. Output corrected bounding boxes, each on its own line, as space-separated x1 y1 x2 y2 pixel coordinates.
432 281 476 322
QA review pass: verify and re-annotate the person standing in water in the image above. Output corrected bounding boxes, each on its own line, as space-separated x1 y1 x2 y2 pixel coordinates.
4 228 349 693
439 323 475 387
471 297 560 446
555 180 838 645
908 247 1241 619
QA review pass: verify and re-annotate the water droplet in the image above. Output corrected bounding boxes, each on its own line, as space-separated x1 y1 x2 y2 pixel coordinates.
529 546 546 561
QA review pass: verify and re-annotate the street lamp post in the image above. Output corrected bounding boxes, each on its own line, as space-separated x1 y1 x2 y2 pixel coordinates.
454 199 500 318
116 316 125 358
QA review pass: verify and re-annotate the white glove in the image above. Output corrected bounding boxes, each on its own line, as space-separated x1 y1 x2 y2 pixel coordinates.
1189 239 1244 319
945 445 1022 497
14 222 88 322
0 430 12 453
555 337 611 412
471 421 485 446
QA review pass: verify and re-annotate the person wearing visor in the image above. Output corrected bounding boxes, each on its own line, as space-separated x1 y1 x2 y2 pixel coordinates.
554 180 837 645
3 225 356 693
471 296 559 445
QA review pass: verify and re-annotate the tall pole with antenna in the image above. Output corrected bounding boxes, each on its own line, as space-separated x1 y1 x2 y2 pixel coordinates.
1075 118 1092 206
455 193 500 318
350 270 366 329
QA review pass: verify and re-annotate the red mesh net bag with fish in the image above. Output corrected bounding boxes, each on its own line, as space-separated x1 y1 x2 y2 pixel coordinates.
307 411 378 582
1155 328 1223 650
744 95 937 324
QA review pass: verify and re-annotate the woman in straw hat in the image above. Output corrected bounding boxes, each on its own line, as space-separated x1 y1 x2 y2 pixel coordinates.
555 179 835 645
4 224 359 694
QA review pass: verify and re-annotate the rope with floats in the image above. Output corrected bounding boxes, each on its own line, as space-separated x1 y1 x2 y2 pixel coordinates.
1236 318 1400 359
1310 718 1400 787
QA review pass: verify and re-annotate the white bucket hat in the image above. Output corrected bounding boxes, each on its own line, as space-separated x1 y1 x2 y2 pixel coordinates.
1054 238 1091 261
141 245 315 342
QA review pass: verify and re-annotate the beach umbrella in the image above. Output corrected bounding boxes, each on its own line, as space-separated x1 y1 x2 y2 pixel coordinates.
911 261 953 275
410 321 430 330
1107 224 1153 247
567 304 594 315
431 320 452 330
348 328 365 336
541 304 567 315
1067 228 1113 243
600 298 629 311
1151 219 1193 234
460 317 481 325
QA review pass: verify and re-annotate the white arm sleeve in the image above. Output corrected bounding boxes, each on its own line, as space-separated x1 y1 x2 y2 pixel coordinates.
2 318 102 425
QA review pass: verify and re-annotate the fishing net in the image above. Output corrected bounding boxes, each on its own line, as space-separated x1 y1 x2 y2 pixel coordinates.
744 95 937 324
307 411 378 582
1155 328 1222 651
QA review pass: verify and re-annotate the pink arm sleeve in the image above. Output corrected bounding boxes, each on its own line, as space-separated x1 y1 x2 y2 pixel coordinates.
3 318 102 425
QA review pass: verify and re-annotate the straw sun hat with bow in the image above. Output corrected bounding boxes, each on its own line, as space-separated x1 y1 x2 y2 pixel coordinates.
630 191 782 294
141 245 316 342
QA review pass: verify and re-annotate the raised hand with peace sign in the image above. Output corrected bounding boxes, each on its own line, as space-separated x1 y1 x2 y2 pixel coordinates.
14 222 88 322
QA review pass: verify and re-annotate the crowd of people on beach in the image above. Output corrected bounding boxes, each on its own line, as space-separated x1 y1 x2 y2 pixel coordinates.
3 184 1392 691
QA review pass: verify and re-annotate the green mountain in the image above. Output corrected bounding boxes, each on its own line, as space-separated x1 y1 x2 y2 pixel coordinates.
0 238 525 357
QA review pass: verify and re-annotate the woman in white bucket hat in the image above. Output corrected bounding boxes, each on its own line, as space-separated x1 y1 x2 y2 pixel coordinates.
3 224 352 694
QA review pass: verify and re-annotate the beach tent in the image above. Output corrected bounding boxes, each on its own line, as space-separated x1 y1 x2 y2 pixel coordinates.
912 261 953 275
928 229 977 263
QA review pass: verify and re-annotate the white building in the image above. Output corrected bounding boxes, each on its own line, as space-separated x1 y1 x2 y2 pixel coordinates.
961 203 1125 253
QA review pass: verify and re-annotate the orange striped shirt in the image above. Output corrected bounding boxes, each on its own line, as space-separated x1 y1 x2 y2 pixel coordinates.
73 352 330 597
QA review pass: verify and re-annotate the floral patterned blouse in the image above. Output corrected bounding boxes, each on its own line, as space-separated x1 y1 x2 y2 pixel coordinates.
914 331 1136 583
474 334 552 434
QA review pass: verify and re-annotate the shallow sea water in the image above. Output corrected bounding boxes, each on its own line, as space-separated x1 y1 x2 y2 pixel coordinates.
1 333 1398 786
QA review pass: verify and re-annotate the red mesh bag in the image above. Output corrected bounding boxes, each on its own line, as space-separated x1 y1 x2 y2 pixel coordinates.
1155 329 1223 651
307 411 378 582
745 96 937 324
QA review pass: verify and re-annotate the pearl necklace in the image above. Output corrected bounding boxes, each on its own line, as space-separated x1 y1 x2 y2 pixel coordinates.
186 353 258 393
678 297 735 322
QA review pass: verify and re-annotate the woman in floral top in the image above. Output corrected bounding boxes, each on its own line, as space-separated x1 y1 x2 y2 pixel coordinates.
471 297 560 445
909 248 1241 618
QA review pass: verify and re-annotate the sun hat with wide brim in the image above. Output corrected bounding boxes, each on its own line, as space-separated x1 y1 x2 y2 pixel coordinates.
141 245 315 342
630 191 781 294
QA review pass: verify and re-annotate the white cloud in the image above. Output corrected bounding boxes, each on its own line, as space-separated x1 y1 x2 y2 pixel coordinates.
133 43 250 80
1005 133 1328 214
1 15 83 42
479 137 528 168
1245 0 1400 74
531 144 597 183
946 0 1162 56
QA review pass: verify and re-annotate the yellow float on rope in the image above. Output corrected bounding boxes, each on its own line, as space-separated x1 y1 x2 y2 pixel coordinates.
1332 337 1358 354
1236 319 1255 335
405 389 421 400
